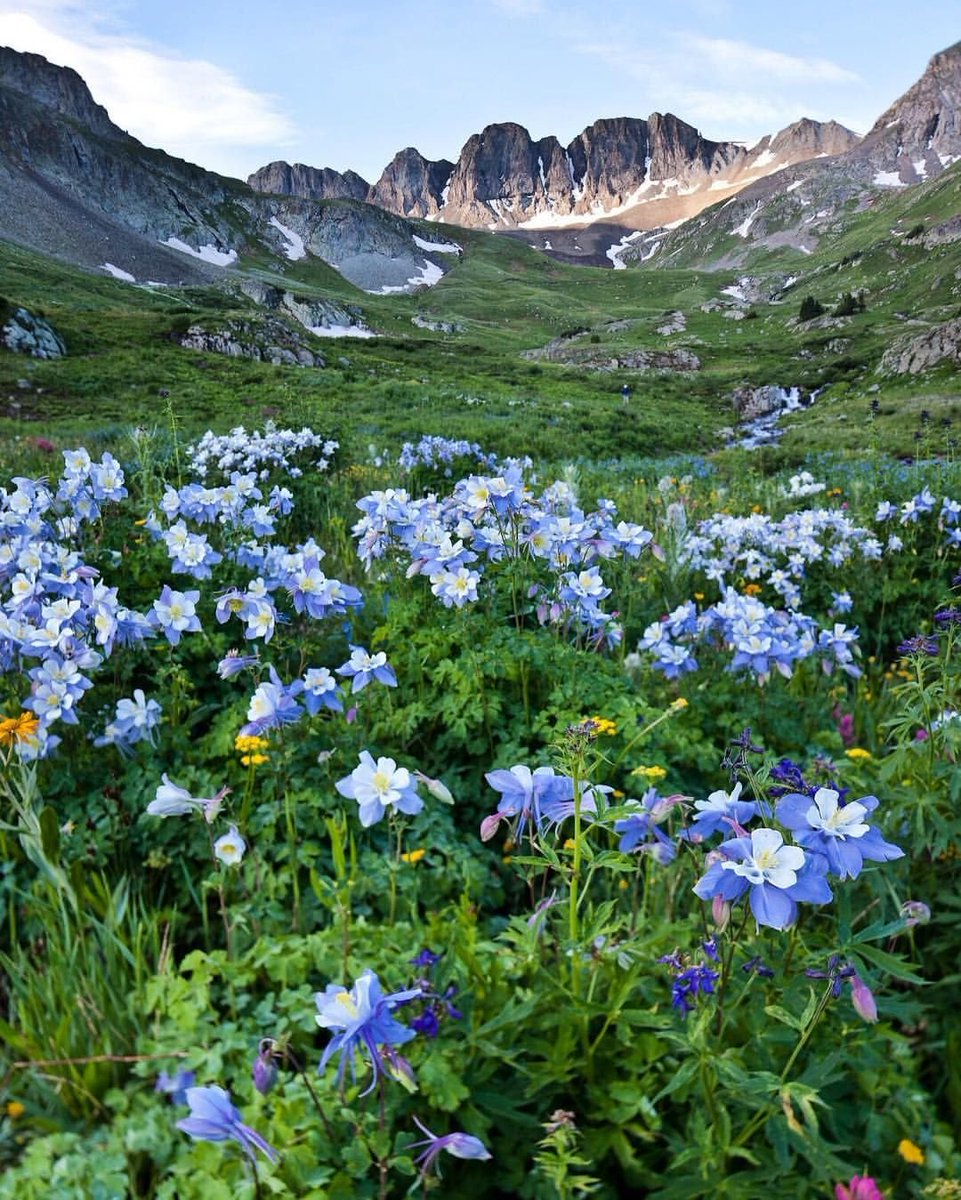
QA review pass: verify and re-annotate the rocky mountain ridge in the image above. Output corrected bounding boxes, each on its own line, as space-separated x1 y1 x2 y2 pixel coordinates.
0 45 463 297
623 40 961 270
249 110 859 236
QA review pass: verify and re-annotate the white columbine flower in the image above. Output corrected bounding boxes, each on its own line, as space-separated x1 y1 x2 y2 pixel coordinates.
722 828 805 889
214 825 246 866
804 788 869 840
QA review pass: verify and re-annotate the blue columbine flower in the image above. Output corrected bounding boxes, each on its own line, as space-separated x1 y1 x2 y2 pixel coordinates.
482 764 573 840
615 788 678 862
155 1068 195 1105
409 1116 492 1176
685 780 764 840
336 645 397 692
176 1084 278 1163
335 751 424 827
693 827 833 930
775 788 904 880
315 969 421 1094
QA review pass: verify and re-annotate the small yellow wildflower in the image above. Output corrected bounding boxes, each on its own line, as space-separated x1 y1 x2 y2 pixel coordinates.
241 753 269 767
235 733 270 754
670 697 689 711
693 592 705 601
588 716 617 736
744 583 763 596
563 838 577 851
898 1138 925 1165
631 765 667 783
0 712 40 747
400 848 426 864
5 1101 24 1120
845 748 872 761
617 878 629 891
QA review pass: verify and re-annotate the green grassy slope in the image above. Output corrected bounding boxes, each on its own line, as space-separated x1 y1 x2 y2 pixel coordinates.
2 159 960 466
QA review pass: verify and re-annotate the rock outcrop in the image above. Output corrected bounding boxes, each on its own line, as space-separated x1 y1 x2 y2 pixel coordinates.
1 306 66 358
879 317 961 374
247 161 369 202
177 316 326 367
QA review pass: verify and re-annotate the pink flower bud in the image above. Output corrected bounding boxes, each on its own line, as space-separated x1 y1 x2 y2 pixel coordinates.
850 973 878 1023
479 813 503 842
712 895 731 931
900 900 931 927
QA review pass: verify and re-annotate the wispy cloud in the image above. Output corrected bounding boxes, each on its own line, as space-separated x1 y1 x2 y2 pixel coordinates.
0 7 296 176
572 30 859 137
690 36 860 83
490 0 545 16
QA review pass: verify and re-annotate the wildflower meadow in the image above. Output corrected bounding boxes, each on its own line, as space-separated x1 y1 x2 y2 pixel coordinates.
1 422 959 1199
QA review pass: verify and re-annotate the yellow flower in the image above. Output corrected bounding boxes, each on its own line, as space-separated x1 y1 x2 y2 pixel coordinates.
631 765 667 782
693 592 705 601
400 848 426 864
898 1138 925 1165
5 1101 24 1120
670 697 689 711
563 838 577 850
744 583 763 596
241 753 269 767
588 716 617 736
0 712 40 747
845 748 872 761
235 733 269 755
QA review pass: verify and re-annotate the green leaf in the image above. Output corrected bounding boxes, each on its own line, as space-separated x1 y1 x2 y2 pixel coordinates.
764 1004 804 1032
39 806 61 864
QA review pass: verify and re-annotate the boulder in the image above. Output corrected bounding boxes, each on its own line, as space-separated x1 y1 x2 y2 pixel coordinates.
1 306 66 358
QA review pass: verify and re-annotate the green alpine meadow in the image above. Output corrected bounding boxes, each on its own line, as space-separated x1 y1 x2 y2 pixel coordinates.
1 23 961 1200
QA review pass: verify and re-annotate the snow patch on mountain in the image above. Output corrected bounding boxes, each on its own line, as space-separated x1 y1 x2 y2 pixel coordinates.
101 263 135 282
413 234 461 254
269 217 306 261
163 237 238 266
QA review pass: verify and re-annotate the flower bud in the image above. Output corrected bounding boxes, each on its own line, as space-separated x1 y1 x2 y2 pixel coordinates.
712 894 731 931
479 813 503 842
900 899 931 927
252 1044 278 1096
849 973 878 1023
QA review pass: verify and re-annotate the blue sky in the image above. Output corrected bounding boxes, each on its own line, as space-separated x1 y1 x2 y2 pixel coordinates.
0 1 958 182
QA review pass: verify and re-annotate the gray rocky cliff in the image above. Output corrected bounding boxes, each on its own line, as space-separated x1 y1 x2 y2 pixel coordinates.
248 161 369 202
368 148 455 218
859 41 961 181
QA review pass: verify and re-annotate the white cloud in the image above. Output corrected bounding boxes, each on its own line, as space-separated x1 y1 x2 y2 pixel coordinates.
0 8 297 177
689 36 860 84
572 31 860 140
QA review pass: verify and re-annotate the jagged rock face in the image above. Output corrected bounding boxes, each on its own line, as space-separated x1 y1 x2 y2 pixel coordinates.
0 46 453 296
248 161 369 201
0 49 248 269
1 306 66 358
0 47 115 139
879 317 961 374
860 41 961 180
252 107 858 235
368 148 455 218
177 317 326 367
764 118 859 162
236 280 366 333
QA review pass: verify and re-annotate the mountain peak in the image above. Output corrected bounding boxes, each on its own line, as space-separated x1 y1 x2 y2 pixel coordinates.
0 45 117 139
